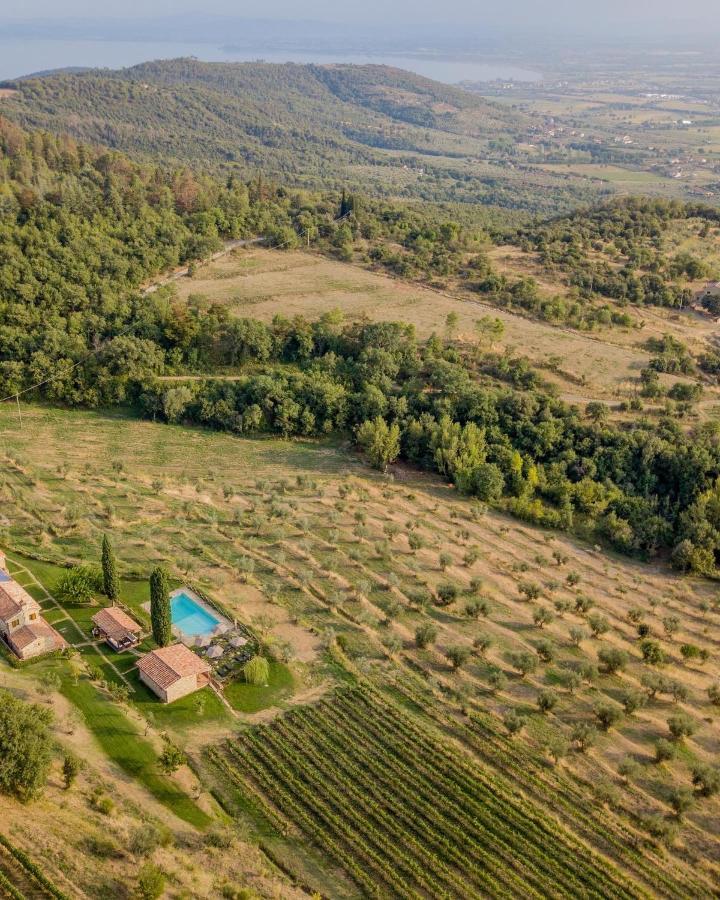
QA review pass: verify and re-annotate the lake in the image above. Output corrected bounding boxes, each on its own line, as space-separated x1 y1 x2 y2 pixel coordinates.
0 38 542 84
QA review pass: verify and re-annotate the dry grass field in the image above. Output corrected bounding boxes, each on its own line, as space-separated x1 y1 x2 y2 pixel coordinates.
2 403 719 893
173 245 720 414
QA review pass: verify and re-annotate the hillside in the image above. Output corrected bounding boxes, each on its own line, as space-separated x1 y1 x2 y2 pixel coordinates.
0 58 606 213
2 111 720 899
1 404 719 896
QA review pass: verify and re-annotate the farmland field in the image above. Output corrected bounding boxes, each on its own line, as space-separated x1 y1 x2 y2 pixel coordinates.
214 687 644 899
2 403 720 894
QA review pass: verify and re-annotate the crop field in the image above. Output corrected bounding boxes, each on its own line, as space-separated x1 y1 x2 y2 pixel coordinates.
0 834 67 900
2 404 720 893
213 687 641 900
538 164 678 190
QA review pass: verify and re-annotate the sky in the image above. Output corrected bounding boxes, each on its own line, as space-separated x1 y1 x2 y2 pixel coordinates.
1 0 719 35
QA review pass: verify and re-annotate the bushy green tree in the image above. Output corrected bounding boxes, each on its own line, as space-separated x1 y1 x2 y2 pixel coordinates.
356 417 401 472
0 690 53 802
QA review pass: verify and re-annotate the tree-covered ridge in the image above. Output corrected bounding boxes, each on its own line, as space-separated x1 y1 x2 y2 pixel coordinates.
513 197 720 308
0 59 600 213
136 313 720 574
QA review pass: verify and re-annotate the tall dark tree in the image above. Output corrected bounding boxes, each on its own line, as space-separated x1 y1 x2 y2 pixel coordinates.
150 567 171 647
101 534 120 603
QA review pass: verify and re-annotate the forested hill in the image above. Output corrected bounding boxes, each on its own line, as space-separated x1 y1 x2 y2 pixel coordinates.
0 58 518 171
0 59 602 213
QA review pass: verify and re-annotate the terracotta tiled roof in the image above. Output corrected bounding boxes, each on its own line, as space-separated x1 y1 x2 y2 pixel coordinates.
0 589 23 621
92 607 141 640
9 620 63 652
0 580 40 622
137 644 210 689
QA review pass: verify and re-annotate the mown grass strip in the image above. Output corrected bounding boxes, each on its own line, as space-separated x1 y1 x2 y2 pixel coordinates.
58 676 210 829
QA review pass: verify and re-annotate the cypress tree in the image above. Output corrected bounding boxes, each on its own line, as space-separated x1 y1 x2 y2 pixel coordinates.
149 567 171 647
101 534 120 602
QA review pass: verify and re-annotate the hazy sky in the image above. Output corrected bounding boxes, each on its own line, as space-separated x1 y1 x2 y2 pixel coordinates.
2 0 718 33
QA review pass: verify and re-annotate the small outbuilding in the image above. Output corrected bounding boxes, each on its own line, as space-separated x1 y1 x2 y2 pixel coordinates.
92 606 142 651
137 643 211 703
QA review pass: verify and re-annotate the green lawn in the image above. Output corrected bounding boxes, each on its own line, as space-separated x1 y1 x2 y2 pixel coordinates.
126 669 229 731
56 668 211 829
224 661 294 713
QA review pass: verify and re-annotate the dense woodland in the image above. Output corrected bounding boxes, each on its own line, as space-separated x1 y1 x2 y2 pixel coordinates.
3 116 720 574
514 197 720 308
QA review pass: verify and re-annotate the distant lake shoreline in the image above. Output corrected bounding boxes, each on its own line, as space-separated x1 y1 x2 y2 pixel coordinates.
0 38 543 85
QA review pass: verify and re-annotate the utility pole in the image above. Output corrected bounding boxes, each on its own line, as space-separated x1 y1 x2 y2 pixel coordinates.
15 395 22 430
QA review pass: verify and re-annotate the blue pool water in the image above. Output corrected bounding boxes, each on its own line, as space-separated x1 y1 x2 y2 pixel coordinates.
171 592 220 637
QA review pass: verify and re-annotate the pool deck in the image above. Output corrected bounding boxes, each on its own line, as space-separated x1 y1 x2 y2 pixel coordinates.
143 586 234 648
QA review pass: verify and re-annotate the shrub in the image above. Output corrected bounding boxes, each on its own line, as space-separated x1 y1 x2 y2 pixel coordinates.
707 683 720 706
654 739 676 764
129 823 170 857
446 646 471 671
692 763 720 797
668 711 697 742
136 862 166 900
594 702 623 731
597 647 628 675
415 624 438 649
62 754 82 790
506 651 538 678
91 792 115 816
435 582 459 606
680 643 701 663
537 689 559 714
243 656 270 686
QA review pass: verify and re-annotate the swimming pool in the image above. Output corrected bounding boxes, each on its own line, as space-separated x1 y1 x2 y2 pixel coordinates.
171 591 220 637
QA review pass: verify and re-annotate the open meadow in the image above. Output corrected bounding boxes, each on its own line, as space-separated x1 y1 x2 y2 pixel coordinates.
173 245 720 418
1 403 720 895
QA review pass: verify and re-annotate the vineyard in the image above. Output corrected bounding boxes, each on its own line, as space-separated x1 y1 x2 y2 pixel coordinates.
0 836 68 900
212 687 642 900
